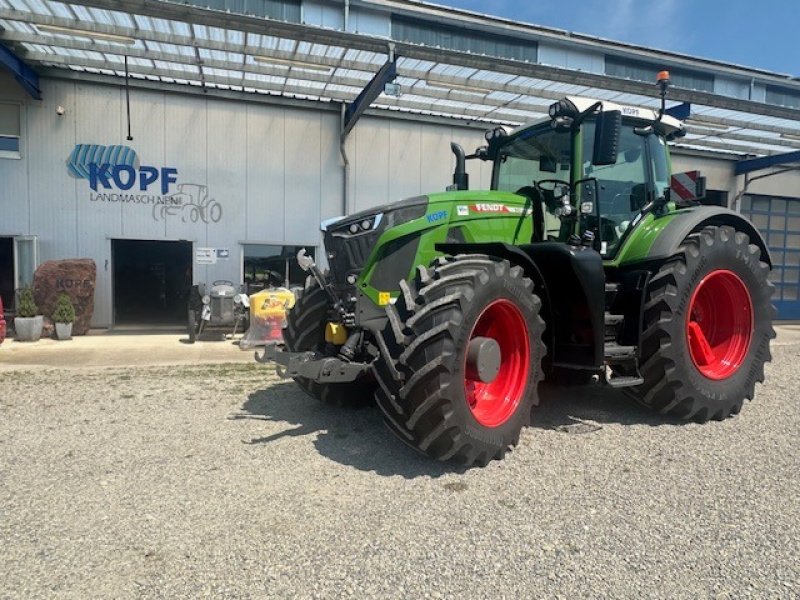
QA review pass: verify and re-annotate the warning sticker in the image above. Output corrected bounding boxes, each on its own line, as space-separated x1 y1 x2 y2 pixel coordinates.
378 292 391 306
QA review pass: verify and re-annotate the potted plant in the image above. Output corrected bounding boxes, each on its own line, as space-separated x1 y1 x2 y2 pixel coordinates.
52 292 76 341
14 287 43 342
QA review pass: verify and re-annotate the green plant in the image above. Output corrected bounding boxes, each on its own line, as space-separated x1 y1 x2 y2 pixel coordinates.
17 287 38 318
52 293 76 324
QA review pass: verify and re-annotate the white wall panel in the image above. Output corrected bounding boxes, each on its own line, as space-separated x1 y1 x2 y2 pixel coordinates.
163 94 208 278
121 89 167 241
204 98 247 283
388 120 423 200
245 103 285 243
419 124 458 195
283 110 324 244
319 112 345 220
352 118 391 212
26 79 78 263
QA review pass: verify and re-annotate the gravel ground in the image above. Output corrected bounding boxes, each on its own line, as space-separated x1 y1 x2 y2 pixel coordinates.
1 345 798 599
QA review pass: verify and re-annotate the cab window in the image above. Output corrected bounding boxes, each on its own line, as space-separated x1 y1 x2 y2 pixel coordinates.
583 124 649 255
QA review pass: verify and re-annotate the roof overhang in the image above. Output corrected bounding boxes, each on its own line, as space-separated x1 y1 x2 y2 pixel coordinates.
0 0 798 160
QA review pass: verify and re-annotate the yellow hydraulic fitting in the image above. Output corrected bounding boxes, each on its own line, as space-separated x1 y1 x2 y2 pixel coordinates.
325 322 348 345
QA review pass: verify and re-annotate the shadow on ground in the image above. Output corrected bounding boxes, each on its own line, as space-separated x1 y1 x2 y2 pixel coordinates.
233 380 685 477
233 383 464 479
535 382 685 430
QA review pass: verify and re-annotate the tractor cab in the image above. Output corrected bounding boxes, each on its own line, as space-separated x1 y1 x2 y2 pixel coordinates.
483 96 684 259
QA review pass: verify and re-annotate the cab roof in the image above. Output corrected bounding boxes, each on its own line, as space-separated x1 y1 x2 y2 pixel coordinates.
513 96 685 138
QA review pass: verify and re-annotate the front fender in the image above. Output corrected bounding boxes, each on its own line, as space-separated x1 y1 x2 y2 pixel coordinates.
612 206 772 267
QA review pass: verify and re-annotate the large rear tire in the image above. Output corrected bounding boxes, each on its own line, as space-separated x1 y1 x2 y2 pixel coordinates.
373 255 546 466
282 276 374 407
627 225 775 421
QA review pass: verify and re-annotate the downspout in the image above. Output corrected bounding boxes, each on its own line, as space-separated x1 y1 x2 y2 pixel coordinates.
341 0 351 215
340 103 350 215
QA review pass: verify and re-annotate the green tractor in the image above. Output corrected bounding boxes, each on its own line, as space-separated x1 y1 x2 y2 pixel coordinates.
258 73 775 466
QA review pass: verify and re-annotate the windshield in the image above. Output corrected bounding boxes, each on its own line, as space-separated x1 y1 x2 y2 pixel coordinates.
492 119 666 256
494 127 571 193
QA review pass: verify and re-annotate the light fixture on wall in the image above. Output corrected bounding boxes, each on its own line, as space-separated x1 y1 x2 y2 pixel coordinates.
36 24 136 45
253 55 332 74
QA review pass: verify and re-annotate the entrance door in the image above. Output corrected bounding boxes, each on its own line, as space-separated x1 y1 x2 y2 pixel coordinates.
741 194 800 319
0 237 13 311
111 239 192 326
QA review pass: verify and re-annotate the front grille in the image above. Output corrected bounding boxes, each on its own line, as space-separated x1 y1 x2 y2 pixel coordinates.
211 296 234 323
324 228 381 281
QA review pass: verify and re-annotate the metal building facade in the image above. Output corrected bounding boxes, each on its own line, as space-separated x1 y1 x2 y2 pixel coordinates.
0 71 491 327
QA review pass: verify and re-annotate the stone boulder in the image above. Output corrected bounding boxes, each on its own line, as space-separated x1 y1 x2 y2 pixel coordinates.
32 259 96 335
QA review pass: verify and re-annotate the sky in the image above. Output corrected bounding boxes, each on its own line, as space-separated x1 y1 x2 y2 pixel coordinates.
438 0 799 77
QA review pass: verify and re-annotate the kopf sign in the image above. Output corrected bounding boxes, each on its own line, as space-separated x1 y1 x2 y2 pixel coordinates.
89 163 178 194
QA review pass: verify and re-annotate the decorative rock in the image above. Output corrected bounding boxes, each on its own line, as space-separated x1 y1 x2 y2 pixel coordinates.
32 259 96 335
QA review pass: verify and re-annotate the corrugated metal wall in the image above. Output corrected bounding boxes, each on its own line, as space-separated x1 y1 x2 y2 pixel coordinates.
0 74 489 327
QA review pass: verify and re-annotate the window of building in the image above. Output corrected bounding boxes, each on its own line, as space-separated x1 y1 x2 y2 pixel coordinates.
242 244 314 291
177 0 300 22
0 103 21 159
392 16 537 62
766 85 800 109
605 56 714 92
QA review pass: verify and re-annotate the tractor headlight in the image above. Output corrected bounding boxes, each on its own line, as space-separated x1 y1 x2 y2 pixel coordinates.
548 98 579 120
234 293 250 308
349 223 359 234
202 295 211 305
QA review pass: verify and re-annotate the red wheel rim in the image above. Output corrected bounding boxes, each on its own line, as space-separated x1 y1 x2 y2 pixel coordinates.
464 299 530 428
686 269 753 380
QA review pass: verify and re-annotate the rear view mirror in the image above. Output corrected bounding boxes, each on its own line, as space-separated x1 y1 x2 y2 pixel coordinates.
592 110 622 166
539 155 557 173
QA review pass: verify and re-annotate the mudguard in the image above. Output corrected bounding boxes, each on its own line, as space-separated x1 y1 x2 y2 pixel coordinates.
644 206 772 267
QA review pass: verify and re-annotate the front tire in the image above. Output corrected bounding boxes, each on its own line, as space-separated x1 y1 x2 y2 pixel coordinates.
282 275 374 407
628 225 775 421
373 255 546 466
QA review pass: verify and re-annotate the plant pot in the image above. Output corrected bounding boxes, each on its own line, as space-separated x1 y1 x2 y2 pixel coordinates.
55 322 73 341
14 316 43 342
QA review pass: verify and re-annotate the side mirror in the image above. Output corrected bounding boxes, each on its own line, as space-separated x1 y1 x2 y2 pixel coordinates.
592 110 622 166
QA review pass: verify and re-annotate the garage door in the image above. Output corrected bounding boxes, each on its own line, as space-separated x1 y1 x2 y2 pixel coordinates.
741 194 800 319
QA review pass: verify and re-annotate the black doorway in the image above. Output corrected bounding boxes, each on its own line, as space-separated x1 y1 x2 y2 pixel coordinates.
112 239 192 326
0 237 13 312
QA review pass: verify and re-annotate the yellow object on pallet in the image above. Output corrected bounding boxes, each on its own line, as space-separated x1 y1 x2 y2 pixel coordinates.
250 287 296 320
240 287 297 347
